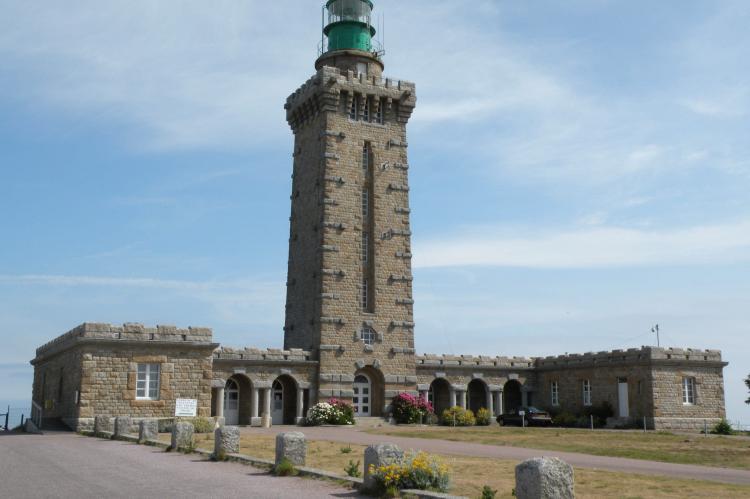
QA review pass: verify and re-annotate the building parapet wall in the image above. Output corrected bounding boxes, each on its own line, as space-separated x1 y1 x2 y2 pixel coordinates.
214 347 314 363
416 354 535 369
34 322 214 359
534 346 723 369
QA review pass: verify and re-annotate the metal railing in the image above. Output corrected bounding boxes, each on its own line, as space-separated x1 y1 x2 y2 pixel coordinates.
317 38 385 59
0 406 28 431
31 400 43 430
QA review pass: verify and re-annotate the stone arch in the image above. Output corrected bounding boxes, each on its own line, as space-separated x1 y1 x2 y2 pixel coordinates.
226 374 253 425
271 374 298 425
354 365 385 417
468 378 488 414
503 379 523 414
428 378 451 417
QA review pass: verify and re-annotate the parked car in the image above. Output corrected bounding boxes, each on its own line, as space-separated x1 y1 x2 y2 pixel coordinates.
497 406 552 427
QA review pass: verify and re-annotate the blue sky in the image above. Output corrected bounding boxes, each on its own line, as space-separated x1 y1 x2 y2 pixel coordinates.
0 1 748 425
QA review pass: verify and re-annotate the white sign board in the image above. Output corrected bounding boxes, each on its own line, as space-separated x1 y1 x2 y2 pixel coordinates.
518 411 526 417
175 398 198 417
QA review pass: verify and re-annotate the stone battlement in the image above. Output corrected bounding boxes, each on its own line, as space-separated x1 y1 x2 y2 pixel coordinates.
213 346 313 363
35 322 214 358
534 346 723 368
416 354 535 369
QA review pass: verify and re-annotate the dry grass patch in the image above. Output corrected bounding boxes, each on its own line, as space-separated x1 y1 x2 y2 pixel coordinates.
366 425 750 470
161 432 750 498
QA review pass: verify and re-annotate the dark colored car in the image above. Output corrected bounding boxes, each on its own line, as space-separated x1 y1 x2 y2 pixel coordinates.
497 406 552 427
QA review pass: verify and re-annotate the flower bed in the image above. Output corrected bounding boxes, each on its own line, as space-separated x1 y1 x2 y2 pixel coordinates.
305 398 355 426
368 451 450 494
441 406 476 426
391 392 434 424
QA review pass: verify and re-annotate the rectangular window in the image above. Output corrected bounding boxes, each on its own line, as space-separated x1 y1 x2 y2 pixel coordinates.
361 231 369 263
551 381 559 406
349 94 359 120
136 363 160 400
356 62 367 77
361 188 370 218
582 379 592 406
363 96 370 122
361 326 375 345
361 277 369 310
682 377 695 405
362 142 370 170
375 98 384 124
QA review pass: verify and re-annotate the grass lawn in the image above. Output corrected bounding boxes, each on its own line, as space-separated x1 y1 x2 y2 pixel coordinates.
364 425 750 470
160 432 750 498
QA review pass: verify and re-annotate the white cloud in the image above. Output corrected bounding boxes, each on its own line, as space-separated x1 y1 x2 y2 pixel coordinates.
414 219 750 269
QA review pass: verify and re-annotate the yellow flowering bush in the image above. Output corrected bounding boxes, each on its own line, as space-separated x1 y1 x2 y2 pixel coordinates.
368 451 450 492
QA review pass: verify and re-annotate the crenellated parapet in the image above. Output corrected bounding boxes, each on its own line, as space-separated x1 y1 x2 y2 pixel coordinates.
34 322 214 361
285 65 416 133
416 353 535 369
213 346 314 363
534 346 725 370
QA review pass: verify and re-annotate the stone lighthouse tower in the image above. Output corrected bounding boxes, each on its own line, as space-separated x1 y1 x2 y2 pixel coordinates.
284 0 417 416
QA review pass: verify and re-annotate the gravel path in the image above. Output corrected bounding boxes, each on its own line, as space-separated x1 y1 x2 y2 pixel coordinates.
252 425 750 486
0 432 361 499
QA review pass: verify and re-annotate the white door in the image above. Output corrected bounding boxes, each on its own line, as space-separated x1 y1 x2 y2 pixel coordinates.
618 379 629 418
353 374 371 416
272 380 284 425
224 379 239 425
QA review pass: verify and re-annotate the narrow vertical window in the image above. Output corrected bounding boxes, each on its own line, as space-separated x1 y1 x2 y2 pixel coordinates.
361 231 369 263
361 277 369 310
375 98 383 124
363 96 370 122
349 94 358 120
361 188 369 218
362 142 370 170
582 380 591 406
551 381 559 406
682 377 695 405
137 363 160 400
58 368 64 401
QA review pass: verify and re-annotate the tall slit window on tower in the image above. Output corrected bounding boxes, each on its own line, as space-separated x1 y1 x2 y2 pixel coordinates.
349 94 359 120
363 96 370 122
361 141 375 313
375 98 383 124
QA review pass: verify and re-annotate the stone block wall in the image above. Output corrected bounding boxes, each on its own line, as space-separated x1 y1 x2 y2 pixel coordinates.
31 323 218 430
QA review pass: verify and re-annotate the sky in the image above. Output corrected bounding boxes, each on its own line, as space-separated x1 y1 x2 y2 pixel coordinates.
0 1 748 425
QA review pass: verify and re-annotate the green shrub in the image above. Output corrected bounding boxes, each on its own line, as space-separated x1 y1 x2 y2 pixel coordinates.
475 408 492 426
441 406 475 426
273 457 298 476
552 411 578 427
345 459 361 477
189 417 214 434
391 393 434 424
480 485 497 499
340 445 352 454
711 419 735 435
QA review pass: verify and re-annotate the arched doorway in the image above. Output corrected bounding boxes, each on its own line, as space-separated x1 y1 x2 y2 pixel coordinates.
468 379 488 414
271 375 299 425
224 379 240 425
353 374 371 416
353 366 385 417
428 378 451 417
503 380 523 414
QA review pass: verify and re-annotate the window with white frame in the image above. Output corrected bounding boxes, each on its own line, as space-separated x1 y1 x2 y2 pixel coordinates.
362 142 370 170
582 379 592 406
682 377 696 405
361 188 370 218
361 277 369 310
361 326 375 345
551 380 559 406
136 363 160 400
361 231 369 263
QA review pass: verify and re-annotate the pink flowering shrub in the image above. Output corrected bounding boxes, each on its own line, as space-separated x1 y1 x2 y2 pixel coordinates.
391 392 434 424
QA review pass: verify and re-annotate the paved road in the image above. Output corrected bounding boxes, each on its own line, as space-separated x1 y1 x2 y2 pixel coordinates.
253 425 750 486
0 432 361 499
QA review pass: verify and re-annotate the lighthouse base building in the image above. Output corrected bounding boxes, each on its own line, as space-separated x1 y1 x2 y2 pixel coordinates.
30 1 727 433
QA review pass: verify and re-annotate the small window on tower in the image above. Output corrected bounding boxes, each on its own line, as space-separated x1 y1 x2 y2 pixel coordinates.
361 326 375 345
349 94 359 120
361 231 369 263
357 62 367 77
363 97 370 122
362 142 370 170
361 277 369 310
375 98 384 124
361 188 369 218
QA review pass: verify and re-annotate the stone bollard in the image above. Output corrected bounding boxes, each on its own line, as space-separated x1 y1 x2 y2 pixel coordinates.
171 422 194 451
363 443 404 491
275 432 307 466
139 419 158 443
114 416 132 438
94 415 111 436
214 426 240 459
515 457 574 499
